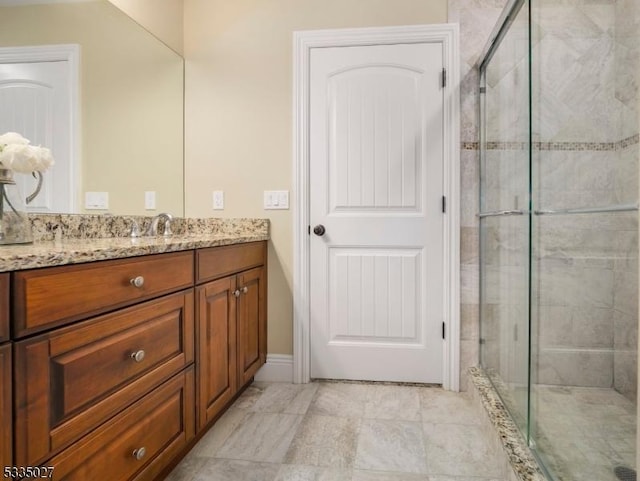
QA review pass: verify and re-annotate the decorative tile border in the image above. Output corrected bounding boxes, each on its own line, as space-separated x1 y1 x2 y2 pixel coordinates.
462 133 639 152
619 133 640 150
468 366 548 481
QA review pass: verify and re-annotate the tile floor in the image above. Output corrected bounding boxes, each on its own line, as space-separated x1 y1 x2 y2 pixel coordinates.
532 385 637 481
166 381 507 481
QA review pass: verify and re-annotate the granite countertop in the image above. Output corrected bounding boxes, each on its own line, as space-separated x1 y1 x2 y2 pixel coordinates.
0 215 270 273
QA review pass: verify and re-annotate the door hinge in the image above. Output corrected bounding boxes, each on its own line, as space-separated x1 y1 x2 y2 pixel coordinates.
442 195 446 213
442 322 446 340
441 68 447 88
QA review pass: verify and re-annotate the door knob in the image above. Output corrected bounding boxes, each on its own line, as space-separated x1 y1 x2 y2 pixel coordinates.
313 225 326 236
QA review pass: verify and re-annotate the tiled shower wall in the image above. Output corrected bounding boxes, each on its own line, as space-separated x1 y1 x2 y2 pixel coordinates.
532 0 639 401
448 0 509 390
613 0 639 402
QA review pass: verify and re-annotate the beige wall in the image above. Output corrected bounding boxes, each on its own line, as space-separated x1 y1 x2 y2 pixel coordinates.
108 0 184 55
0 2 184 216
183 0 448 355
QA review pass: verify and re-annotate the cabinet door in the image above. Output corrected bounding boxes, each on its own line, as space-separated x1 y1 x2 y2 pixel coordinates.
0 343 11 470
196 276 237 431
237 267 266 386
0 273 8 343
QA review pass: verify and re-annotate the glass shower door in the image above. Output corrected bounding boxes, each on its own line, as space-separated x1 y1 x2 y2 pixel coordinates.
529 0 639 479
479 0 531 437
479 0 639 479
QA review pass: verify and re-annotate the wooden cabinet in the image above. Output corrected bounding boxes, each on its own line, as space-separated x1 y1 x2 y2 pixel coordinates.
196 277 237 431
14 291 194 466
0 273 8 343
237 266 267 386
195 242 267 431
43 368 194 481
6 240 267 480
0 343 11 471
12 251 194 338
1 275 11 469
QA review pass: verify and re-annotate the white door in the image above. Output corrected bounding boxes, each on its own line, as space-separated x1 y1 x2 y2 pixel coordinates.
0 57 76 213
309 42 445 383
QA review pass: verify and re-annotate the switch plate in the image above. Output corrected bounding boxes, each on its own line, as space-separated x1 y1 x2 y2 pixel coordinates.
264 190 289 210
85 192 109 210
213 191 224 210
144 191 156 210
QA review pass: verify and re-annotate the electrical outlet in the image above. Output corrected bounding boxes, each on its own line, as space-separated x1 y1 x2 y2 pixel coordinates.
144 191 156 210
213 191 224 210
85 192 109 210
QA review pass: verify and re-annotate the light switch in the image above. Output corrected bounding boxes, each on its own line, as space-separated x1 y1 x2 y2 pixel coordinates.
144 191 156 210
213 191 224 210
277 191 289 208
85 192 109 210
264 190 289 210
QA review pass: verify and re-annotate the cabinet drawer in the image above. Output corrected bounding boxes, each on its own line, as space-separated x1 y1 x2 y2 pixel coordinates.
13 251 194 337
0 273 8 342
0 343 11 470
14 291 194 466
196 241 265 284
43 368 194 481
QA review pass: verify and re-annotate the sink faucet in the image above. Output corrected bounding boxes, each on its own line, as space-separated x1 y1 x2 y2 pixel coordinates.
144 213 173 237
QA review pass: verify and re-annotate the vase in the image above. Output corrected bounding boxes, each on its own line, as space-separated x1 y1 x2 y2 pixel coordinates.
0 168 38 245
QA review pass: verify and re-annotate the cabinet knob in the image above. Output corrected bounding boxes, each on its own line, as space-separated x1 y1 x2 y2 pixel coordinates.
131 350 146 363
130 276 145 288
133 447 146 461
233 289 241 298
241 286 248 294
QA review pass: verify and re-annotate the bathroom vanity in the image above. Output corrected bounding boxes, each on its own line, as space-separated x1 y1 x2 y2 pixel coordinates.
0 218 268 480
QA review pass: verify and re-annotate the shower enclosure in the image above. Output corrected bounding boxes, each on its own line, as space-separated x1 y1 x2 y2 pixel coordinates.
478 1 639 480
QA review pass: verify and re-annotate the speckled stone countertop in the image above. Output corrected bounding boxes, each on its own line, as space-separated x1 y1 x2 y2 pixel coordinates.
0 214 269 273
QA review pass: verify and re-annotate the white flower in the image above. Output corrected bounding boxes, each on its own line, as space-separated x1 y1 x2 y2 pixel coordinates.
0 132 30 146
0 132 54 173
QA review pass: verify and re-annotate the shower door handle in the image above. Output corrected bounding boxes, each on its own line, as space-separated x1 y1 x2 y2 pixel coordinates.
477 209 526 218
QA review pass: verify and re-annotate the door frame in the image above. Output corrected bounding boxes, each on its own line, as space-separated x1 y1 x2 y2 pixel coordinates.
292 24 461 390
0 44 80 213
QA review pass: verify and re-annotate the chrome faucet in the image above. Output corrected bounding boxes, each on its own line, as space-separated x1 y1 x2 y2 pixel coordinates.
144 213 173 237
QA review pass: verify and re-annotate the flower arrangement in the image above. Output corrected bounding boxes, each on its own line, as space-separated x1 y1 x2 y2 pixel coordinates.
0 132 54 173
0 132 55 244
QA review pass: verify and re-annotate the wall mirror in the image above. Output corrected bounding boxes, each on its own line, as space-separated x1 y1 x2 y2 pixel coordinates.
0 0 184 216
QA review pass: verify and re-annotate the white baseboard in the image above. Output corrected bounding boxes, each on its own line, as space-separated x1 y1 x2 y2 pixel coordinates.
254 354 294 383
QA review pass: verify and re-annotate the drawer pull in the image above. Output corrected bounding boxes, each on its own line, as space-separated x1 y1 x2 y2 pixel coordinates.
241 286 248 294
130 276 145 288
132 447 147 461
233 289 241 298
130 350 146 363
